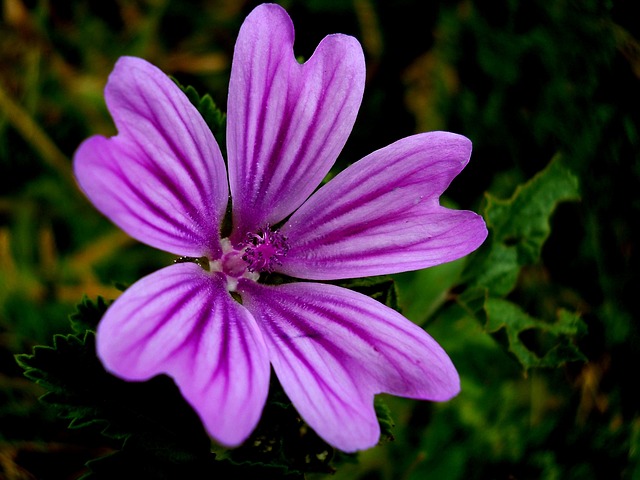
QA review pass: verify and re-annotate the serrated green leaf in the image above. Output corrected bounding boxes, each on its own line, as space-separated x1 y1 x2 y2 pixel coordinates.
16 299 213 469
172 79 227 156
468 155 580 296
69 296 111 334
467 243 520 297
16 332 97 393
484 298 587 370
486 155 579 262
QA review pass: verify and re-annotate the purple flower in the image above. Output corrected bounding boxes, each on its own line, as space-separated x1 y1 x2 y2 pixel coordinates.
73 3 487 452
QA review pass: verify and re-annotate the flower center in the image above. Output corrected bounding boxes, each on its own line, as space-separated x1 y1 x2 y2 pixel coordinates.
210 226 289 291
240 225 289 273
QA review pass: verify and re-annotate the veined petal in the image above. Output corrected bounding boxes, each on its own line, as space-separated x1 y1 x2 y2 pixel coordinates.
227 4 365 237
279 132 488 280
238 280 459 452
74 57 228 258
97 263 270 447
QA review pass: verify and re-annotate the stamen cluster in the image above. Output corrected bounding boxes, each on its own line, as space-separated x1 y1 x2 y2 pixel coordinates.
241 225 289 273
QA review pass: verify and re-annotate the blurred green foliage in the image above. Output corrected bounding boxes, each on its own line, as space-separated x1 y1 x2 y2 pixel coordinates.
1 0 638 478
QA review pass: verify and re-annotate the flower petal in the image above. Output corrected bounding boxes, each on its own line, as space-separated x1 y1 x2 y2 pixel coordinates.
74 57 228 258
279 132 488 280
97 263 270 447
227 4 365 237
238 280 459 452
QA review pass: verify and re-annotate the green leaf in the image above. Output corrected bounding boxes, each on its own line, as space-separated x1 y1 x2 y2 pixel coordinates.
337 276 399 312
374 396 395 443
173 80 227 156
486 155 580 263
16 330 208 440
484 298 587 370
16 297 217 474
394 257 467 324
69 296 111 334
468 155 580 296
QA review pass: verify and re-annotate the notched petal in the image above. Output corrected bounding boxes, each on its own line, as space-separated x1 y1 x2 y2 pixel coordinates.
97 263 270 447
227 4 366 237
239 280 459 452
74 57 228 258
281 132 488 279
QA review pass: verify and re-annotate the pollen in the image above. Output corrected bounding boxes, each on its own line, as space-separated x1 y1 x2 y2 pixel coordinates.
241 225 289 273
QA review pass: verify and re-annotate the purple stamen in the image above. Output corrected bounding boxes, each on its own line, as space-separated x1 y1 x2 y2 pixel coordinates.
241 225 289 273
